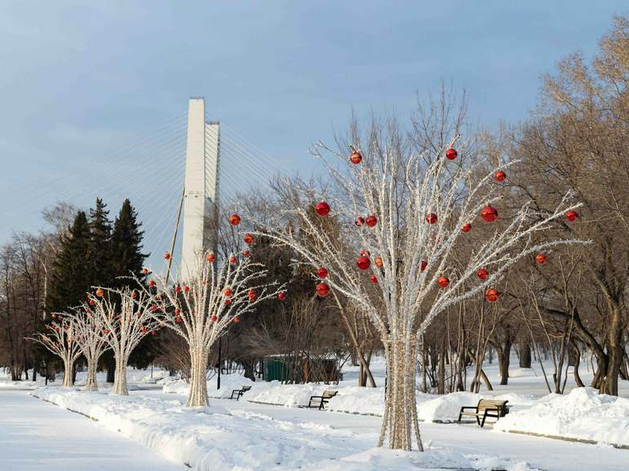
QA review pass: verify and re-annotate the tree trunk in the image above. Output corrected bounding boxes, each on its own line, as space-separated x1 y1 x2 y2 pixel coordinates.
572 344 585 388
519 341 532 368
62 359 74 388
105 354 115 383
378 338 423 451
187 345 209 407
112 355 129 395
85 357 99 392
497 340 511 386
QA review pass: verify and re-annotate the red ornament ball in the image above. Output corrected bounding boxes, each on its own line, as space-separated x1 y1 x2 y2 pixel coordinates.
234 316 241 323
446 148 458 160
355 216 365 227
317 267 328 279
374 256 383 268
95 288 104 297
366 215 378 227
229 214 241 226
184 285 190 293
224 288 233 297
164 252 171 260
485 288 500 302
350 150 363 164
206 253 216 263
480 206 498 223
421 260 428 272
565 210 578 222
437 276 450 288
211 315 217 322
536 253 547 265
315 201 330 216
477 268 489 280
243 249 250 258
462 223 472 233
278 292 286 301
495 171 507 182
356 256 371 270
426 213 438 224
316 282 330 297
370 275 378 284
142 267 149 275
243 234 254 245
224 298 232 306
230 256 237 264
148 280 156 288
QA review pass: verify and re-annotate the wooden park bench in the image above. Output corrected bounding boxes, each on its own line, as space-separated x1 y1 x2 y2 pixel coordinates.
230 385 252 401
308 389 338 410
458 398 509 427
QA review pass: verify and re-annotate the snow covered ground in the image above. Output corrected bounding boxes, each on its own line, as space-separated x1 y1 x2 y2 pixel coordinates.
2 355 629 470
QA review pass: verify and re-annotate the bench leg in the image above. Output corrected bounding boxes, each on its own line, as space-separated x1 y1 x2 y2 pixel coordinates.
481 410 489 428
319 399 325 410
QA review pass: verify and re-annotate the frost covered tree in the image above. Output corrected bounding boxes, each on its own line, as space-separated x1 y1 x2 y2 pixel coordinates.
67 303 111 391
247 126 582 451
89 287 161 395
29 315 81 387
139 251 283 407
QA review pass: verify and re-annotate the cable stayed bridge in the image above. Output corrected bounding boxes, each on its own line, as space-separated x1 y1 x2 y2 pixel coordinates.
2 97 291 274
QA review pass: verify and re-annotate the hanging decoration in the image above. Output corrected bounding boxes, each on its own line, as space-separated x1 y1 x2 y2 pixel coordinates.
356 256 371 270
426 213 438 224
164 252 171 260
374 256 384 267
278 292 286 300
437 276 449 288
477 268 489 280
370 275 378 284
355 216 365 226
229 214 241 226
350 150 363 164
315 201 330 216
565 210 578 222
206 253 216 263
446 148 458 160
243 234 254 245
366 215 378 227
485 288 500 302
421 260 427 272
317 267 328 279
495 171 506 182
316 282 330 297
480 206 498 222
536 253 547 264
462 223 472 233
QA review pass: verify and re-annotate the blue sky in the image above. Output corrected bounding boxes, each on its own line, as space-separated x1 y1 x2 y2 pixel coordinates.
0 1 626 262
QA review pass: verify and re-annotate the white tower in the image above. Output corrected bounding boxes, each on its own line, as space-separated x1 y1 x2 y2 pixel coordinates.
181 98 220 277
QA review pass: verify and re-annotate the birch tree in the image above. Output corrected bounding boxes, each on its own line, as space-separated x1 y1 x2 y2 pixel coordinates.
139 252 283 407
90 287 161 395
67 303 111 391
246 125 583 451
29 314 81 387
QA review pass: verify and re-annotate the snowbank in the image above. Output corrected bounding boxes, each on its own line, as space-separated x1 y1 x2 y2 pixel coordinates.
494 387 629 447
31 387 540 471
162 374 261 399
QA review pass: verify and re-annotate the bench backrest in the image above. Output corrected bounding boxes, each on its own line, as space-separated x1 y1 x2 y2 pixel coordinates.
322 390 338 399
242 385 252 391
477 399 508 410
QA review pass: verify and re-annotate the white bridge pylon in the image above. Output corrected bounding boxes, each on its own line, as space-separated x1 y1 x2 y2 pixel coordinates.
181 97 220 277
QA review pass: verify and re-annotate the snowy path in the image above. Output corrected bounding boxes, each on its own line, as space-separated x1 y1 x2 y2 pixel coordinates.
0 389 181 471
140 390 629 471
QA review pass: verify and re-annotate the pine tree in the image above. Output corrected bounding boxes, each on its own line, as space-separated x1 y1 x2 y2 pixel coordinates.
111 199 147 286
46 211 92 313
88 198 113 288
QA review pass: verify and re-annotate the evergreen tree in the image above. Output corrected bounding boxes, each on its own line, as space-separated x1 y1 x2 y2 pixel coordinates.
46 211 91 313
88 198 114 288
111 199 148 286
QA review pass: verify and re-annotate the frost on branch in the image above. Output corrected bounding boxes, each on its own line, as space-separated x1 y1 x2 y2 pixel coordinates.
28 315 81 388
246 129 583 451
138 251 283 407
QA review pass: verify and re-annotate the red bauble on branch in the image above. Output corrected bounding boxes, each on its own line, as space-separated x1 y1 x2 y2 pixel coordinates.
565 210 578 222
242 249 250 258
230 255 237 264
485 288 500 302
148 280 156 288
164 252 171 260
356 256 371 270
495 171 506 182
210 315 217 322
370 275 378 284
243 234 254 245
223 288 233 297
277 292 286 301
426 213 438 224
536 253 547 265
437 276 449 288
355 216 365 227
317 267 328 279
374 256 383 268
96 288 104 297
316 282 330 297
462 223 472 233
349 150 363 164
445 148 458 160
477 268 489 280
420 260 427 272
229 214 241 226
480 206 498 223
315 201 330 216
366 215 378 227
234 316 241 323
206 253 216 263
